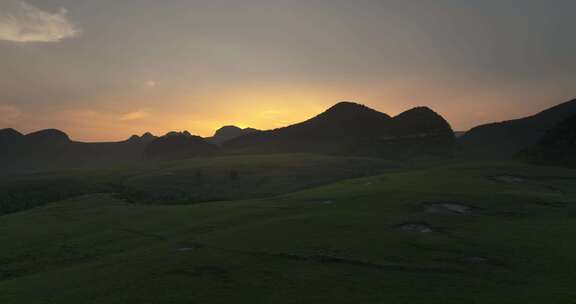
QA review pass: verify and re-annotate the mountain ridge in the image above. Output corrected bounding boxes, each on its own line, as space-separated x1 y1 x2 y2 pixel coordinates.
145 131 217 160
0 101 463 171
459 98 576 158
520 113 576 167
205 126 259 145
223 102 454 157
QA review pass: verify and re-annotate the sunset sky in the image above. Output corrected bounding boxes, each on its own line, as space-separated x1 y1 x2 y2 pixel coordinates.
1 0 575 141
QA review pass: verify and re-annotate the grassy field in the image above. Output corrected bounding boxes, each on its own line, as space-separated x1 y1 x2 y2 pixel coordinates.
1 158 576 303
0 154 397 214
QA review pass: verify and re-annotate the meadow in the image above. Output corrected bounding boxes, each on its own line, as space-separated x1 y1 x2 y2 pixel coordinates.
0 154 396 214
1 155 575 303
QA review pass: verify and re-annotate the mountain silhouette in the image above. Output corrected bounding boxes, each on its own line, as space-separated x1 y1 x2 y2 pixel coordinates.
388 107 453 137
0 102 455 171
520 114 576 167
145 131 217 160
25 129 71 145
0 129 156 175
0 128 23 145
205 126 259 145
459 98 576 158
222 102 390 153
126 132 157 144
223 102 454 157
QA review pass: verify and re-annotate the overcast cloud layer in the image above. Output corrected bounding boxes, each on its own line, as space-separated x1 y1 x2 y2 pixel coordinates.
0 0 574 141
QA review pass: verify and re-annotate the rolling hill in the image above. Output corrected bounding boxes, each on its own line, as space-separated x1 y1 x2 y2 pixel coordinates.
0 129 157 175
459 98 576 158
223 102 455 157
1 160 575 303
0 101 459 172
520 114 576 167
0 128 23 144
145 131 218 160
205 126 259 145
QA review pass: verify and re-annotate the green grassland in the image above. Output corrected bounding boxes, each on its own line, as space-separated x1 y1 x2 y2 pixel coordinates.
1 156 576 303
0 154 397 214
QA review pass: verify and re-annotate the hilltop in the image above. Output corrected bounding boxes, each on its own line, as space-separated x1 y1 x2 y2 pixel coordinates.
459 98 576 158
223 102 454 157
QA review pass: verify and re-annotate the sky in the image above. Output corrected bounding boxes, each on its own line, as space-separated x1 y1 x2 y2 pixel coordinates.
0 0 575 141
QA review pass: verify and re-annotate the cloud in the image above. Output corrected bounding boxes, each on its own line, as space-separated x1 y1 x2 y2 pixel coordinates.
0 0 80 43
0 105 22 124
120 110 150 121
145 80 158 88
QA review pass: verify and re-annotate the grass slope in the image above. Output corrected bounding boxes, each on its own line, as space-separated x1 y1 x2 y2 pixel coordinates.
0 154 396 214
1 161 576 303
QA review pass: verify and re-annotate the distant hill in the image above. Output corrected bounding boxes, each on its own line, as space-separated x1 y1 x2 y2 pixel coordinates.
0 128 24 145
459 98 576 158
145 131 218 160
223 102 454 157
126 132 157 144
26 129 71 144
205 126 259 145
520 114 576 167
0 102 455 170
0 129 157 175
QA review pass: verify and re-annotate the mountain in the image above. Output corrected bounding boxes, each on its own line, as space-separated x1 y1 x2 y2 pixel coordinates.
0 130 156 175
126 132 157 144
382 107 456 157
25 129 70 144
520 114 576 167
3 129 72 172
222 102 389 153
0 128 23 145
459 98 576 158
145 131 218 160
223 102 454 157
388 107 453 137
205 126 259 145
0 102 455 171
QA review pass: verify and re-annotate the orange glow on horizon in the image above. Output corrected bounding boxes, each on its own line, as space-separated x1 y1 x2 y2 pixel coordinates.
9 83 570 143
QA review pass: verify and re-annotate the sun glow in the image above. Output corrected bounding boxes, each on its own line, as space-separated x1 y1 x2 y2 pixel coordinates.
185 88 338 135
